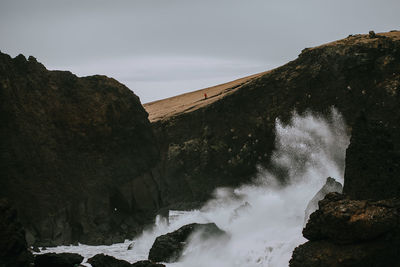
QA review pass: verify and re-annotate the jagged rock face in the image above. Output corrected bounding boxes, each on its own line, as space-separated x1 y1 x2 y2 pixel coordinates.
304 177 342 224
34 252 83 267
303 193 400 244
0 52 161 245
151 32 400 209
148 223 226 263
290 193 400 267
0 199 33 267
344 114 400 199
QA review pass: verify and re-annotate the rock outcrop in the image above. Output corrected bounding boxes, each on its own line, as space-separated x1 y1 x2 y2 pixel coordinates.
0 52 161 246
34 252 83 267
146 31 400 210
304 177 342 224
344 114 400 200
0 199 33 267
148 223 226 263
290 193 400 267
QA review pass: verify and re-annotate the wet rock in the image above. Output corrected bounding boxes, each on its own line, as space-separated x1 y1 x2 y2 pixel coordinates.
0 199 33 267
148 223 226 263
30 246 40 253
127 242 135 250
132 260 165 267
34 252 83 267
290 193 400 266
290 240 398 267
304 177 342 224
303 192 400 244
88 254 132 267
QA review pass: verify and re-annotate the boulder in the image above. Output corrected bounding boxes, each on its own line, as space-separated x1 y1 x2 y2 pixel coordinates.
148 223 226 263
34 252 83 267
132 260 165 267
88 254 132 267
127 242 135 250
290 193 400 267
303 193 400 244
0 199 33 267
304 177 342 224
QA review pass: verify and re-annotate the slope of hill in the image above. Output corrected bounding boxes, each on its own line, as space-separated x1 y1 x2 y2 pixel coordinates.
144 72 266 122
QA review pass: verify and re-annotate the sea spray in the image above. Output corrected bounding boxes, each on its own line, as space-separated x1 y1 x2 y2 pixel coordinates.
37 109 349 267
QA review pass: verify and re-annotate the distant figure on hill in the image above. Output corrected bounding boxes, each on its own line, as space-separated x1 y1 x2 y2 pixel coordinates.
204 93 207 99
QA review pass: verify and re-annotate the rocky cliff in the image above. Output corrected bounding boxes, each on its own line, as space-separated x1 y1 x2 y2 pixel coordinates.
0 53 161 246
146 31 400 210
1 30 400 249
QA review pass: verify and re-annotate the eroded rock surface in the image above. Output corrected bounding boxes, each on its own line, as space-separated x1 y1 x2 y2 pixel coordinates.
303 193 400 244
344 114 400 200
304 177 343 224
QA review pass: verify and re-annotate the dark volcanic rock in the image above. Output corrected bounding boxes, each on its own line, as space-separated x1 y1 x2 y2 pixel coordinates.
0 52 161 245
290 194 400 267
0 199 33 267
34 252 83 267
290 240 398 267
304 177 342 224
88 254 132 267
132 260 165 267
344 114 400 199
303 193 400 244
148 223 226 263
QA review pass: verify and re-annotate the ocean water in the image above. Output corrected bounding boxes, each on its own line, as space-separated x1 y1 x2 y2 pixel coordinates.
37 109 349 267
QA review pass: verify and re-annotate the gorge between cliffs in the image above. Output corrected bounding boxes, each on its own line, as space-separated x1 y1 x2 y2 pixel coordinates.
1 31 400 267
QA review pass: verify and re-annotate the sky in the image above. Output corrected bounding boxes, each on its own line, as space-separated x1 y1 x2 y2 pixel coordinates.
0 0 399 103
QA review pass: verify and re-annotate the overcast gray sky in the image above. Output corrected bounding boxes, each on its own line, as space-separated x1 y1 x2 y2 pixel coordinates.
1 0 399 103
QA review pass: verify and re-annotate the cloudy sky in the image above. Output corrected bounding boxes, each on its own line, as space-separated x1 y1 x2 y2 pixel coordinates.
1 0 399 103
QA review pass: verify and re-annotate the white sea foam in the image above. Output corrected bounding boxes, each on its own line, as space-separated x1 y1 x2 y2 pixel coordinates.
37 109 349 267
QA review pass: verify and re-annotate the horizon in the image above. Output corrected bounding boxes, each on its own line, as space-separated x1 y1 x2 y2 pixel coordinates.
1 0 399 103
